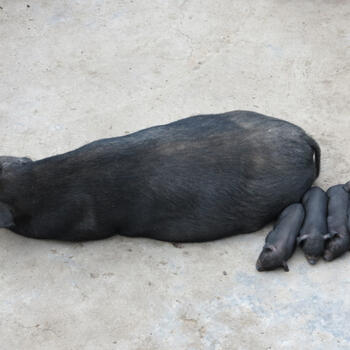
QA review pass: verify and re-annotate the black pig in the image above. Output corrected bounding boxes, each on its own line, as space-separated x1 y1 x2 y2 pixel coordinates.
323 184 350 261
0 111 320 242
297 187 329 265
256 203 305 272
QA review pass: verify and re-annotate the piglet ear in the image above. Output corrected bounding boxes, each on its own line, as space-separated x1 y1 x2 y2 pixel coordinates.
282 261 289 272
297 234 308 245
325 232 340 240
263 243 276 252
324 233 335 240
0 202 14 229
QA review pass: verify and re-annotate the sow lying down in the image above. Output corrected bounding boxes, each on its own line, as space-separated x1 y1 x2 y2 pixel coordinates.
6 110 349 272
0 111 320 243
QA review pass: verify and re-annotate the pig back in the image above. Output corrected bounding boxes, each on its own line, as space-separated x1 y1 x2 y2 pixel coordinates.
112 111 318 241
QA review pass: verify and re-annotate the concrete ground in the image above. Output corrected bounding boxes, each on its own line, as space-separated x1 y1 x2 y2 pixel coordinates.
0 0 349 349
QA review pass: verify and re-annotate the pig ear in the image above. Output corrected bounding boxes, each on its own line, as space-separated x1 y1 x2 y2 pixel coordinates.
325 232 340 240
297 234 308 245
282 261 289 272
263 244 276 252
324 233 336 240
0 202 14 229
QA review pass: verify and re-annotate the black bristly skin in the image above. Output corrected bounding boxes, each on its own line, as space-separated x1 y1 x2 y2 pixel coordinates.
0 201 14 229
343 181 350 249
297 187 328 265
324 185 350 261
256 203 305 272
0 111 320 242
348 198 350 241
344 181 350 193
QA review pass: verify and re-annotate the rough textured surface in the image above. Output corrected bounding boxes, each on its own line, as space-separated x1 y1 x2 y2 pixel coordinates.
0 0 349 349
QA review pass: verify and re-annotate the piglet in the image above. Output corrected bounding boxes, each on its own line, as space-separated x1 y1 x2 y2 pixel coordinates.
256 203 305 272
323 184 350 261
297 187 329 265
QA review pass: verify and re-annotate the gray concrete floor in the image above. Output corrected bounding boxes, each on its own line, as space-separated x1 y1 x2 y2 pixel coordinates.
0 0 349 349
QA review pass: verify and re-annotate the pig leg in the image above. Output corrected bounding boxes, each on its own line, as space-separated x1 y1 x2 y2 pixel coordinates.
12 196 102 240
